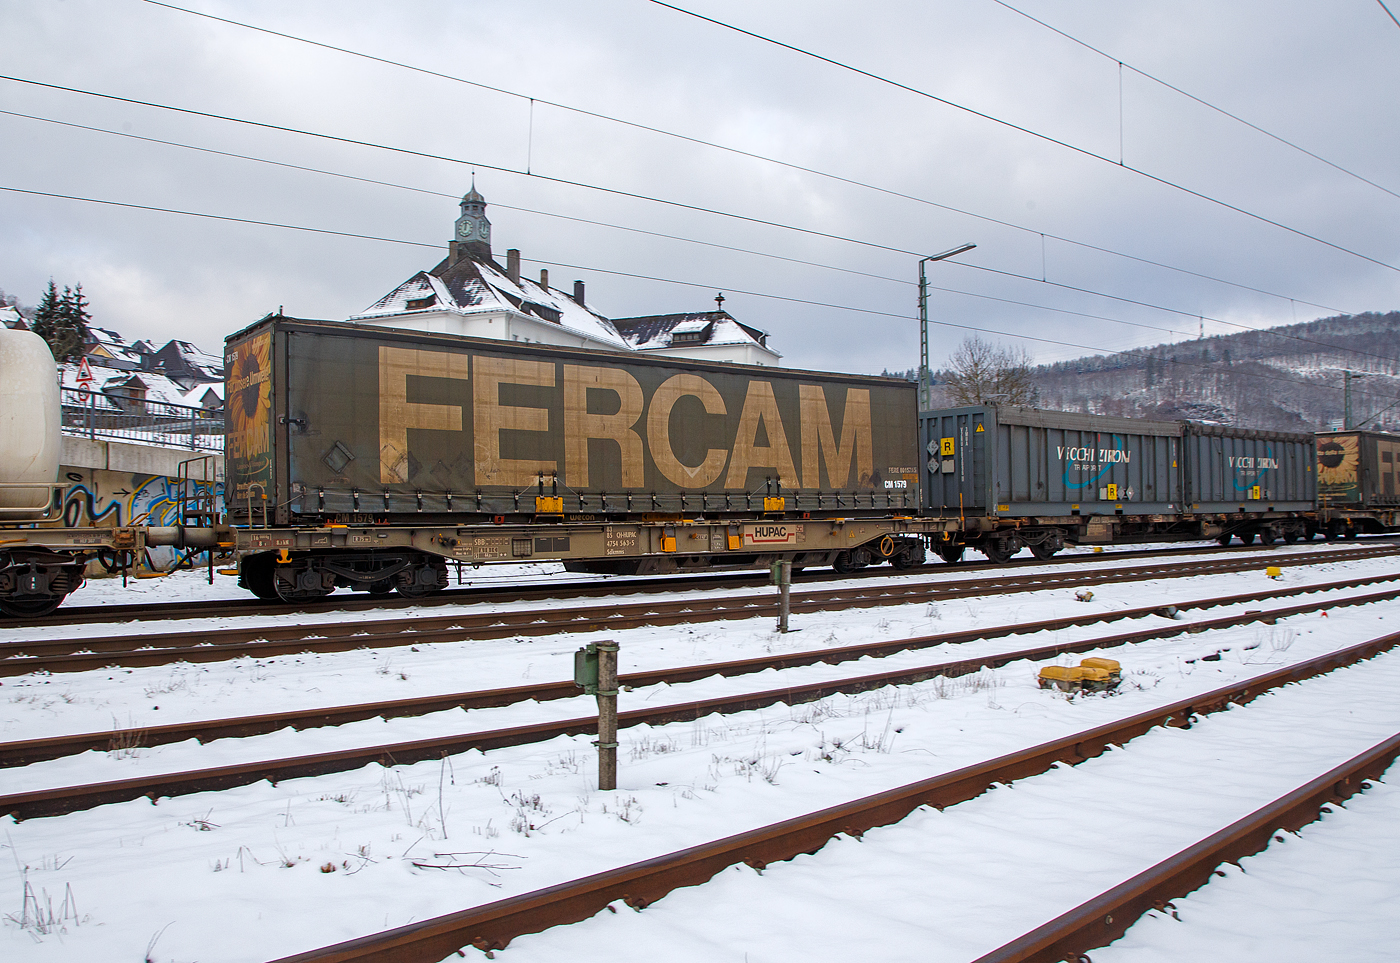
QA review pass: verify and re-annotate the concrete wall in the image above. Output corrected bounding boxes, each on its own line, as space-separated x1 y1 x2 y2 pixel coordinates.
60 437 223 570
62 436 223 479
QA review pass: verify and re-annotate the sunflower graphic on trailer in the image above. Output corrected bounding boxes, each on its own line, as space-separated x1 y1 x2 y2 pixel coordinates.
1317 434 1360 503
226 331 273 509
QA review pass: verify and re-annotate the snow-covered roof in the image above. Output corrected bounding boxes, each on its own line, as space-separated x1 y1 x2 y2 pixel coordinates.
351 254 631 350
181 382 225 407
59 361 217 409
152 339 224 381
612 311 777 354
1 305 24 329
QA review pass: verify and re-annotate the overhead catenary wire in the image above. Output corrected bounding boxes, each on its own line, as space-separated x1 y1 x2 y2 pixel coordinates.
5 87 1396 370
990 0 1400 202
0 109 911 290
1379 0 1400 32
645 0 1400 275
6 181 1392 407
128 0 1363 317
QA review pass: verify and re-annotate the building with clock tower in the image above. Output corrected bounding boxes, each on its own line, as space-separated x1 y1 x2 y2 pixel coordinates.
451 182 492 259
349 183 780 364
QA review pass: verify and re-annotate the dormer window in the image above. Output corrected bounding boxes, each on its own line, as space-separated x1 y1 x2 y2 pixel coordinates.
406 295 437 311
672 330 707 344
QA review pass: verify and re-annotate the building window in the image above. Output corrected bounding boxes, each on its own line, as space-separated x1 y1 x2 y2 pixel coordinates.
406 295 437 310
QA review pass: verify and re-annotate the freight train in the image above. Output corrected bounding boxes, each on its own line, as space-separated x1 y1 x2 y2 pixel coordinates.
2 314 1396 617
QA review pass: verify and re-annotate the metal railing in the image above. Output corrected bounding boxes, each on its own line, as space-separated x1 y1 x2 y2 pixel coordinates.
61 387 224 452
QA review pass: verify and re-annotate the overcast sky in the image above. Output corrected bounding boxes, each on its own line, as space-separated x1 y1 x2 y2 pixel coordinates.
2 0 1398 375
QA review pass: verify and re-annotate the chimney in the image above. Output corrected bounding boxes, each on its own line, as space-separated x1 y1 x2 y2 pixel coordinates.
573 280 585 304
506 248 520 284
449 240 460 264
539 268 549 291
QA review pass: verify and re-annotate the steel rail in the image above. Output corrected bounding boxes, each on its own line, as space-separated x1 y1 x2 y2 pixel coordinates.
3 546 1393 676
4 571 1397 769
970 733 1400 963
261 630 1400 963
8 539 1334 629
5 585 1398 821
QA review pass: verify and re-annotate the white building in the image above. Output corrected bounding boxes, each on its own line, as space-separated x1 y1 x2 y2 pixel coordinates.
350 186 780 364
611 309 780 366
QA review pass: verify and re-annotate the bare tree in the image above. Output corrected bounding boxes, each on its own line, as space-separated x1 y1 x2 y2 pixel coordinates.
941 334 1037 406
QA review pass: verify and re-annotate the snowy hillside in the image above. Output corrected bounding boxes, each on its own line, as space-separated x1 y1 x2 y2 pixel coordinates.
930 311 1400 431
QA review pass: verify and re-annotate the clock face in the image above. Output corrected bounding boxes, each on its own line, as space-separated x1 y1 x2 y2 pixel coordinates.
479 223 490 239
457 221 473 239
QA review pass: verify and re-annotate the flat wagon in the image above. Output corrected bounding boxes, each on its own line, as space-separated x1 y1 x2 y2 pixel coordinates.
919 405 1317 562
224 314 923 598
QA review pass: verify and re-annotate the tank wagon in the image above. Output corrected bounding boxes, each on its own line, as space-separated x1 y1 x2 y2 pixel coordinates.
0 326 164 617
1316 429 1400 537
224 314 925 600
918 405 1317 562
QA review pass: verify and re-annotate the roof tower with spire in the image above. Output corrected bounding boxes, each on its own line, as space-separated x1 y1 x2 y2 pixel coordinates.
348 184 780 363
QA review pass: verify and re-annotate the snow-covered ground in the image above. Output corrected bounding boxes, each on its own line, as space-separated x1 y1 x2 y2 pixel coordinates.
1 542 1397 962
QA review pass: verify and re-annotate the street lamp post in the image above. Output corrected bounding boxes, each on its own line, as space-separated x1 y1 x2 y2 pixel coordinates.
1344 370 1364 429
919 243 976 410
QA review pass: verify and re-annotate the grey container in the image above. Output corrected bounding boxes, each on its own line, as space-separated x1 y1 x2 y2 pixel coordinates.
920 406 1184 517
225 315 919 523
1181 424 1315 512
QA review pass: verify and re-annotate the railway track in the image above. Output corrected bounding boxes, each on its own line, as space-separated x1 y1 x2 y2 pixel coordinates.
6 577 1397 820
3 544 1394 676
8 539 1382 630
5 570 1397 770
255 627 1400 963
969 734 1398 962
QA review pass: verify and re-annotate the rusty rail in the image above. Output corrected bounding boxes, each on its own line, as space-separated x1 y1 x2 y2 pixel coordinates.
263 629 1400 963
971 733 1400 963
4 571 1397 769
5 546 1393 676
11 539 1269 629
5 588 1398 820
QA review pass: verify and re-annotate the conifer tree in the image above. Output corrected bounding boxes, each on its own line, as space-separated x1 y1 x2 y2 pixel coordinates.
61 283 92 361
29 279 63 355
28 279 91 362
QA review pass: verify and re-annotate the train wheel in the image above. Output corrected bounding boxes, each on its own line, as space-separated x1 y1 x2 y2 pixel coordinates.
1258 528 1278 545
1239 533 1256 545
0 595 65 618
892 542 926 570
1283 529 1299 544
1216 534 1232 546
936 543 964 565
981 541 1013 564
367 580 394 595
238 554 279 600
1029 542 1059 560
396 557 448 599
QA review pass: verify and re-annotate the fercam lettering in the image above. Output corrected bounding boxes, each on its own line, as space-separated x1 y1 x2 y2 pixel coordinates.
378 349 882 491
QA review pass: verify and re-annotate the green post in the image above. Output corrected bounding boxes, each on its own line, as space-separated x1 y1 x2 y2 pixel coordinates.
574 641 618 790
771 558 792 633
